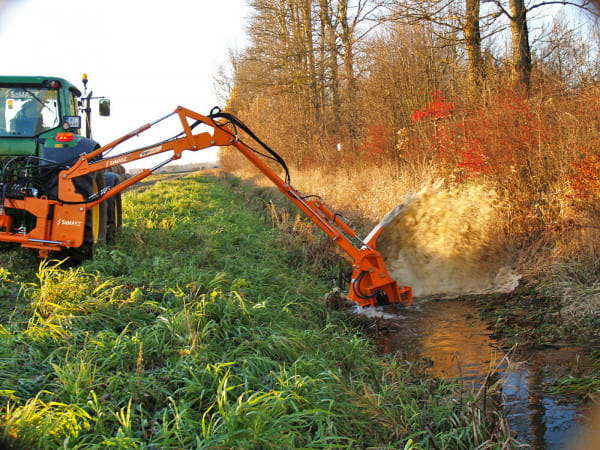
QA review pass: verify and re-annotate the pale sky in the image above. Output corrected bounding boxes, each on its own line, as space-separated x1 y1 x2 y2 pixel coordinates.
0 0 250 168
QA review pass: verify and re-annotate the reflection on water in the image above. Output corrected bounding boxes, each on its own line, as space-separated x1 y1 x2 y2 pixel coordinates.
503 367 580 449
376 299 586 449
387 300 501 389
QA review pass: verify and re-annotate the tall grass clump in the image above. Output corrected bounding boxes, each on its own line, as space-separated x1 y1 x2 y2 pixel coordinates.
0 173 513 448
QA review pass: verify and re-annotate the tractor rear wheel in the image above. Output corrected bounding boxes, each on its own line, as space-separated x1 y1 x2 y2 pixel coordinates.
83 171 108 246
104 171 123 243
62 171 108 262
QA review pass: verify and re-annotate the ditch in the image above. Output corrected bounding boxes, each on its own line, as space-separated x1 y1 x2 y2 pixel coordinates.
366 298 593 449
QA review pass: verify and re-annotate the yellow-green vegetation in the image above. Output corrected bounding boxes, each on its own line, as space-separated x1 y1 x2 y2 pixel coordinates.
0 173 512 448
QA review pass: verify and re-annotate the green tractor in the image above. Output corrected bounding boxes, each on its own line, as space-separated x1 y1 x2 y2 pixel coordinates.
0 75 123 258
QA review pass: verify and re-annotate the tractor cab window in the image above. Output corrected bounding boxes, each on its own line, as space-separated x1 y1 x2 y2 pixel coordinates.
0 86 60 137
69 92 79 116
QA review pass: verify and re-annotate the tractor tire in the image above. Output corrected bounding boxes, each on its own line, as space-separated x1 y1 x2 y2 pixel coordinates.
86 171 108 245
104 171 123 243
61 171 108 263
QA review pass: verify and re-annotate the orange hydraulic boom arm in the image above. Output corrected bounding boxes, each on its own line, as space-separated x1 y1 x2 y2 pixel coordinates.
11 107 413 307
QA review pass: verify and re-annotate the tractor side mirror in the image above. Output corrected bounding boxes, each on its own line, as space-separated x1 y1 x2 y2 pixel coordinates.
99 99 111 116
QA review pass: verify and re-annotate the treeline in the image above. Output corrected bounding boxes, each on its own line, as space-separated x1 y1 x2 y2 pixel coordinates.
219 0 598 170
218 0 600 232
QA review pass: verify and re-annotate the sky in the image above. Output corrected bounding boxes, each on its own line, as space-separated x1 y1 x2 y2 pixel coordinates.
0 0 250 168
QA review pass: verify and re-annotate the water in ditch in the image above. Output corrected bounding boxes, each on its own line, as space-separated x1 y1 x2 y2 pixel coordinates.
367 299 590 449
365 182 592 447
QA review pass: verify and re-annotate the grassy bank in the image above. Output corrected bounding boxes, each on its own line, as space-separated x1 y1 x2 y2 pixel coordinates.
0 172 513 448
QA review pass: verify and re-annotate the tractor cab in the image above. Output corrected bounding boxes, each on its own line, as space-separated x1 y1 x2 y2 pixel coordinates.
0 76 112 165
0 77 83 142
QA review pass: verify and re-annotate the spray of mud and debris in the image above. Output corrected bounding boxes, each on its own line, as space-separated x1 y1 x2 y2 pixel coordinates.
375 181 520 298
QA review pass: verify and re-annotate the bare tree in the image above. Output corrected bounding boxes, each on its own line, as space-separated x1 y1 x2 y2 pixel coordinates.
361 22 460 126
536 16 598 87
510 0 531 94
465 0 484 98
488 0 597 95
389 0 496 99
318 0 341 123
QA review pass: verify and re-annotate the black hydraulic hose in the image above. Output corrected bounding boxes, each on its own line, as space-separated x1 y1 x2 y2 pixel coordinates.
208 107 291 185
0 155 50 208
352 270 380 300
205 108 371 247
0 154 104 206
0 183 7 212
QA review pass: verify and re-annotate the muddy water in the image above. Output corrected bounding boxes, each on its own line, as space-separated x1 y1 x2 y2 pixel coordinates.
375 183 520 298
375 299 588 449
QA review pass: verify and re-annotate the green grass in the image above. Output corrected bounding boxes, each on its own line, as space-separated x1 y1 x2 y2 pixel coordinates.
0 172 514 448
546 349 600 399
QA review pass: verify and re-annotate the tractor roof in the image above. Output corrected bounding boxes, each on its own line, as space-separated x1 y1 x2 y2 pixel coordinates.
0 76 82 97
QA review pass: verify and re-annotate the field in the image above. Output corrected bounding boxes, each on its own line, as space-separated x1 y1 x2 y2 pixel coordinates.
0 172 515 449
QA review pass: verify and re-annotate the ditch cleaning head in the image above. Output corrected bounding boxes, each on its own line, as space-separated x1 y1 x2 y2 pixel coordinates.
347 223 412 308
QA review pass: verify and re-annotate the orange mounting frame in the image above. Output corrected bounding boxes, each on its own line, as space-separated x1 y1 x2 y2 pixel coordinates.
1 106 412 307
